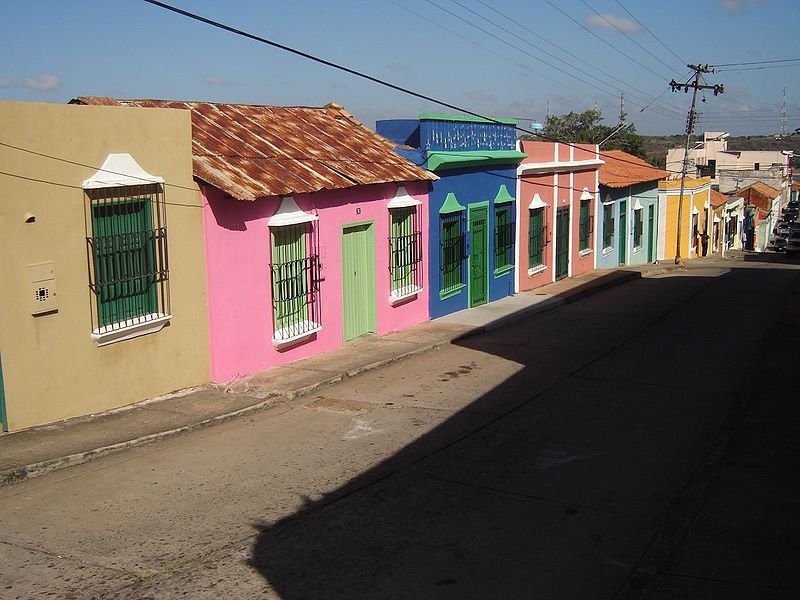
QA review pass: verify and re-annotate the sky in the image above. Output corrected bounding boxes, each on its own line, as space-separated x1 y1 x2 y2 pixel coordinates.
2 0 799 137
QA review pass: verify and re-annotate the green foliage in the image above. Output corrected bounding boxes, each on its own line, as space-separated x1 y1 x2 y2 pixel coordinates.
521 108 647 160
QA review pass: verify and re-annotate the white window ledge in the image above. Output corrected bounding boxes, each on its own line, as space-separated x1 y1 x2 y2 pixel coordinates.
579 248 593 257
602 246 613 256
93 313 171 347
528 265 547 276
272 321 322 349
389 285 422 305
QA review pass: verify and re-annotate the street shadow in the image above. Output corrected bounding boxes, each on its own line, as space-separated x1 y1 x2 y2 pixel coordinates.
248 265 800 599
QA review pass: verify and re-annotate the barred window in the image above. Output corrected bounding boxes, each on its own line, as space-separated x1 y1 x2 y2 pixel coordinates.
529 207 545 269
270 223 321 344
441 214 466 294
494 206 514 271
389 206 423 299
602 203 615 249
579 198 592 251
633 208 643 249
86 184 170 338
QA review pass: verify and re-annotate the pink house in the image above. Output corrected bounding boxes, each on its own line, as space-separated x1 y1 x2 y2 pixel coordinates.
516 141 603 291
78 98 436 382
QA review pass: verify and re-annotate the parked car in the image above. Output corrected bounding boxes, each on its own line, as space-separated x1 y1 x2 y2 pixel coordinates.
786 225 800 257
771 234 788 251
783 208 799 223
774 221 791 236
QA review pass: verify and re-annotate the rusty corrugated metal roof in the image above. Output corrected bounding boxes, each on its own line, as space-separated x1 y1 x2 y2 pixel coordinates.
599 150 670 188
74 97 436 201
710 188 730 208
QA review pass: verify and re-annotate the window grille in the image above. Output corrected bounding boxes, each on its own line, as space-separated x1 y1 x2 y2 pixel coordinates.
440 214 466 293
602 204 615 249
389 206 423 298
529 208 545 268
579 199 592 250
85 184 170 333
494 207 515 270
270 223 321 342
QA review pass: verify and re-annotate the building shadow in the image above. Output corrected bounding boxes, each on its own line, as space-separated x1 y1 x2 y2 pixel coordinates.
247 265 798 599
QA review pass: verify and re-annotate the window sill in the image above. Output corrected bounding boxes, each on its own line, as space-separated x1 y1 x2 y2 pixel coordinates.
272 322 322 349
93 313 171 347
602 246 613 256
439 283 466 300
633 245 642 253
493 264 514 278
389 285 422 305
528 264 546 276
579 248 592 257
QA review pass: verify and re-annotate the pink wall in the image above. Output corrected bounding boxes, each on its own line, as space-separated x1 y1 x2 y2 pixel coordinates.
202 182 430 382
518 173 554 292
518 141 599 285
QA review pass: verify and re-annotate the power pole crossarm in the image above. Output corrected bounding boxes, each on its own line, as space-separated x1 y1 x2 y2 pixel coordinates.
669 63 724 265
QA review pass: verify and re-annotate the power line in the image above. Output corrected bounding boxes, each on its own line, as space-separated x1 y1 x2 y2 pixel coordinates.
542 0 674 82
469 0 685 118
612 0 686 68
137 0 689 173
713 58 800 67
580 0 679 75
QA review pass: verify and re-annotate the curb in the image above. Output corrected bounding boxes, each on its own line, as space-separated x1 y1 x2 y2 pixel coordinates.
0 266 654 488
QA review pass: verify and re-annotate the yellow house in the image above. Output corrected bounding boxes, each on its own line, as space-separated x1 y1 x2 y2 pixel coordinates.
0 101 209 431
658 177 712 261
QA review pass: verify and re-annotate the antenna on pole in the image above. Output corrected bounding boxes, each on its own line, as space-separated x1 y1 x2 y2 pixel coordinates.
619 92 625 125
781 87 788 138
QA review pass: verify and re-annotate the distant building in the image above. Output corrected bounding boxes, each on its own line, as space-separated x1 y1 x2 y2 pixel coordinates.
666 132 792 199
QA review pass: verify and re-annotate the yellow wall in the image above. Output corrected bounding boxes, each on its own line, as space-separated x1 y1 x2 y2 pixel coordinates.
659 178 712 261
0 101 209 430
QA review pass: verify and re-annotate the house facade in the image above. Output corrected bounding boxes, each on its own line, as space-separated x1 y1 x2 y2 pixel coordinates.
736 181 781 252
378 114 526 318
597 150 669 268
516 141 602 291
0 101 210 431
658 177 713 261
76 99 436 383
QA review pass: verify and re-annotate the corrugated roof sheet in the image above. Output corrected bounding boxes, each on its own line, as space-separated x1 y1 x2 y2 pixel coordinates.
710 188 730 208
599 150 670 188
73 97 436 201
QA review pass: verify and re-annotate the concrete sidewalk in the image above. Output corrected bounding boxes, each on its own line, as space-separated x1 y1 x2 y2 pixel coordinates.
0 263 678 487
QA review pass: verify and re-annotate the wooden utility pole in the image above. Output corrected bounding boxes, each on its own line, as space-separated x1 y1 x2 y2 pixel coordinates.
669 65 724 265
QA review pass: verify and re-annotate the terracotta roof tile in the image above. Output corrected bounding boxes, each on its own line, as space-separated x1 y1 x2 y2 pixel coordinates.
73 97 436 201
599 149 669 188
710 188 730 208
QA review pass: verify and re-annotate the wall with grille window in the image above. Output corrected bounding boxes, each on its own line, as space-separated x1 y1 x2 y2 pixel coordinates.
202 181 430 383
0 101 209 431
518 141 602 290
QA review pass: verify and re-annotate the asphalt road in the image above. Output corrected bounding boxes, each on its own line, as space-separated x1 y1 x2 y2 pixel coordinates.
1 255 798 599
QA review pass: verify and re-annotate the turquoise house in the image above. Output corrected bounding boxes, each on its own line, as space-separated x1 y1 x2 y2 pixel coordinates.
597 150 669 268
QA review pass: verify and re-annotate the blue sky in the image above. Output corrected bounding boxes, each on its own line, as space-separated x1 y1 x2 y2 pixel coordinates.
2 0 798 136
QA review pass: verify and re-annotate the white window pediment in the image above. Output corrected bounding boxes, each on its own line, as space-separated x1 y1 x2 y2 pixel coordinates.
268 196 318 227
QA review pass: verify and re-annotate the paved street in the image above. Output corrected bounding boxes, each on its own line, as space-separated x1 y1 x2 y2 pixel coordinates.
1 255 799 599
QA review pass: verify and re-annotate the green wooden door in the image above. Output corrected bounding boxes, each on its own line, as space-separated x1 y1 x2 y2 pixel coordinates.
647 205 655 263
0 351 7 432
342 223 376 341
468 206 488 307
555 206 569 280
619 200 627 265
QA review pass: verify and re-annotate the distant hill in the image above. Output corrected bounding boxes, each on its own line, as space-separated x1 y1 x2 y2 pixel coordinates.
641 135 800 170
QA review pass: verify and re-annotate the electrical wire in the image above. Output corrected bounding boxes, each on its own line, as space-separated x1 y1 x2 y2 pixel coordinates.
542 0 673 82
612 0 686 68
468 0 686 118
580 0 679 75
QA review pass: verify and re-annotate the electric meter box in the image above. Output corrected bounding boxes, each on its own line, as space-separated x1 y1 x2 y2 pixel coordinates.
27 261 57 315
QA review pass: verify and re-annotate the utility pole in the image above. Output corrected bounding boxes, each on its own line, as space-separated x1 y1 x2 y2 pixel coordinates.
619 92 625 125
781 87 788 138
669 64 724 265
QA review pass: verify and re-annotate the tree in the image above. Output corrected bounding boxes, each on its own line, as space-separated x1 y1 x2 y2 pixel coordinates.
522 108 647 160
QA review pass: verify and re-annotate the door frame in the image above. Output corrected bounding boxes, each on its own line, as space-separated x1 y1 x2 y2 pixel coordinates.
341 220 377 341
0 351 7 432
647 204 655 263
619 200 628 265
467 202 489 307
554 205 570 281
